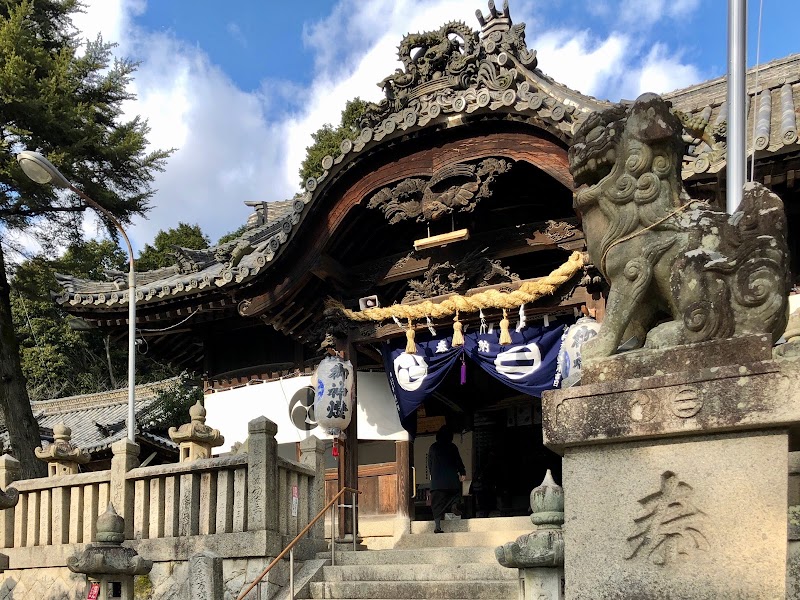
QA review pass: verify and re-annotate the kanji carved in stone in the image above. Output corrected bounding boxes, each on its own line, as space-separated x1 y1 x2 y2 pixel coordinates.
626 471 709 566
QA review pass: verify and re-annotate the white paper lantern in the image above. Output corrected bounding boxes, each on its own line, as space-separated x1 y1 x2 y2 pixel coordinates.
557 316 601 388
313 356 354 436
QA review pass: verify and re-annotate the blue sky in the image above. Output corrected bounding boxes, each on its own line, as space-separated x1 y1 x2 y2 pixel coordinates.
58 0 798 253
132 1 795 95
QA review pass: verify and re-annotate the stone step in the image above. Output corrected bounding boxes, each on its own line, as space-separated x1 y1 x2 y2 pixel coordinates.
392 530 530 549
321 563 516 582
309 580 517 599
410 516 530 534
316 546 500 565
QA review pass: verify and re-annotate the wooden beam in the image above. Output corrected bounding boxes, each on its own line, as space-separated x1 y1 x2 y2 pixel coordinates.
239 132 572 318
288 311 315 335
310 254 350 287
396 441 412 521
137 327 192 338
356 343 384 364
351 218 583 286
273 305 305 332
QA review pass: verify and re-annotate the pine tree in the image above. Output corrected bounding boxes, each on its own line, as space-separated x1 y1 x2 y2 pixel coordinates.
0 0 170 477
136 222 210 271
299 98 368 185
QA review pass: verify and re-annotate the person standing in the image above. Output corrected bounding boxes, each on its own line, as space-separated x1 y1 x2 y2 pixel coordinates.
428 426 466 533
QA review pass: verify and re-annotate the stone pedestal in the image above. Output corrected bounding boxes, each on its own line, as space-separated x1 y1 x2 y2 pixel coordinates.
68 505 152 600
542 335 798 600
521 568 563 600
188 550 223 599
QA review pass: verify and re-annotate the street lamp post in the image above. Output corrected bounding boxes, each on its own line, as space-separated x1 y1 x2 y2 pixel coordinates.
17 151 137 442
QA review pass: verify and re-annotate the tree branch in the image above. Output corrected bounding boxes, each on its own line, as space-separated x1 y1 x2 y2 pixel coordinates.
0 205 89 218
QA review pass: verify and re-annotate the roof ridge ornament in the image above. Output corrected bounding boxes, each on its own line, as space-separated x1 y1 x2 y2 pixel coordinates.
476 0 537 68
359 1 543 131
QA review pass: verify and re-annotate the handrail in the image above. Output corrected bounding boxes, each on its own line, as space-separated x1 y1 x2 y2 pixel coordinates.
237 486 361 600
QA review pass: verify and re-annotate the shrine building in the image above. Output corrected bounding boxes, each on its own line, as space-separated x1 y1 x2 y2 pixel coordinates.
53 1 800 542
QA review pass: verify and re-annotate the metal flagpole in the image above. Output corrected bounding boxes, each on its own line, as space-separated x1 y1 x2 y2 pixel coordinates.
726 0 747 215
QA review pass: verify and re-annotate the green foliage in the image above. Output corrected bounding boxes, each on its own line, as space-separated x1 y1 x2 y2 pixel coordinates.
133 575 154 600
299 97 369 186
137 372 204 435
12 241 138 400
136 222 210 271
216 223 249 246
0 0 171 475
11 240 192 401
1 0 171 236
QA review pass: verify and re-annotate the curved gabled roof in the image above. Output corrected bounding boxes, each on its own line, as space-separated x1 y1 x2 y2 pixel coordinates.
53 3 800 313
54 197 306 307
55 2 608 311
0 378 179 454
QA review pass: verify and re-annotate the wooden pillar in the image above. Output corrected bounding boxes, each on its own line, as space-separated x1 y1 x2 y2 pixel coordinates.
336 438 346 539
336 335 359 541
395 440 412 520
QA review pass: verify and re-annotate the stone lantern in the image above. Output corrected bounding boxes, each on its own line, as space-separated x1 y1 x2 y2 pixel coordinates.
168 401 224 462
495 470 565 600
35 422 90 476
68 504 152 600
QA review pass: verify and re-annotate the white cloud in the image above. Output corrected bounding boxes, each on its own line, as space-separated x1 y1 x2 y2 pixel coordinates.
629 44 702 96
532 29 629 99
65 0 708 253
619 0 701 29
70 0 143 50
226 23 247 47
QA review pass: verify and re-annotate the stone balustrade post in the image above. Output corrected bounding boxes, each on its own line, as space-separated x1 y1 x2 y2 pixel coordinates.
110 439 139 539
0 454 21 490
0 455 21 548
247 417 278 532
300 436 325 539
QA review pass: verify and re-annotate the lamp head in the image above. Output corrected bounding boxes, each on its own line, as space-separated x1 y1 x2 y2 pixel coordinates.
16 151 70 188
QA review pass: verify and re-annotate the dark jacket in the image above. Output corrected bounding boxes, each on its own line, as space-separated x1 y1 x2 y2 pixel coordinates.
428 440 466 491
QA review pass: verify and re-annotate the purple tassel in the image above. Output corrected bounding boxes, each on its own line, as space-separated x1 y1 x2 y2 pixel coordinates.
460 357 467 385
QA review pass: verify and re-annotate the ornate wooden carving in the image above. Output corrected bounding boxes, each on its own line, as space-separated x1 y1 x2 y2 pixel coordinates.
239 132 572 319
544 220 578 243
403 251 519 301
366 158 511 223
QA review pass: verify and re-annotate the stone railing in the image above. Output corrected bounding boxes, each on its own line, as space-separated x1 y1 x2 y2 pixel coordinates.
0 466 110 549
0 416 327 569
126 455 249 540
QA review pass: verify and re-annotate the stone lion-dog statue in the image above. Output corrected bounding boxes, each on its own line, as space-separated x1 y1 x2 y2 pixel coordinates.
568 93 790 360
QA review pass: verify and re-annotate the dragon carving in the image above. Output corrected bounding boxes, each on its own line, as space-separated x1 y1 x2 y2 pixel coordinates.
569 93 790 359
367 158 511 224
366 21 480 122
361 2 539 128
